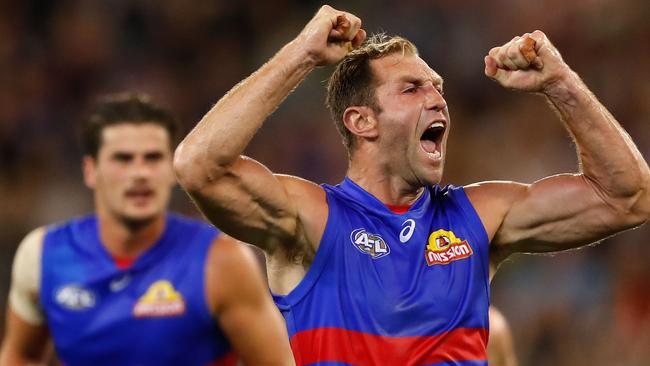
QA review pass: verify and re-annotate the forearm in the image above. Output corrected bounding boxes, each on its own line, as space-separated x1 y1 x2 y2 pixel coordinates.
175 38 316 183
0 310 50 366
0 349 47 366
544 72 650 208
175 6 363 191
486 31 650 253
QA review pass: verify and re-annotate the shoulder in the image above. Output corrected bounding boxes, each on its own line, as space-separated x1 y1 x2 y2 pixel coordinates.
276 174 327 205
10 227 47 325
207 234 259 269
167 212 214 228
14 227 46 270
204 235 267 314
488 306 518 366
167 213 221 237
462 181 529 241
464 181 528 206
39 214 97 245
276 174 329 251
489 306 511 335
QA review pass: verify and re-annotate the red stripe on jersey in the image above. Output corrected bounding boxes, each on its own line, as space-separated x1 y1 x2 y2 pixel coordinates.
206 351 237 366
385 204 411 214
290 327 488 365
113 256 134 270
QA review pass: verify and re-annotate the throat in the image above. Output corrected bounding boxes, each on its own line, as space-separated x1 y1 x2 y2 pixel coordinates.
98 213 166 260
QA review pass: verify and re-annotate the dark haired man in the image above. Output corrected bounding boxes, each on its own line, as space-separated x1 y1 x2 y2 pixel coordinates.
0 93 294 366
174 5 650 365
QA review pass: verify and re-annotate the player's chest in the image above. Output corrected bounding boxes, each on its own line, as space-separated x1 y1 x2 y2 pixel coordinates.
46 265 200 325
342 213 477 268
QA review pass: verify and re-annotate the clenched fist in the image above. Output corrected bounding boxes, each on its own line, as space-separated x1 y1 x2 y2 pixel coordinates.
295 5 366 67
484 30 572 94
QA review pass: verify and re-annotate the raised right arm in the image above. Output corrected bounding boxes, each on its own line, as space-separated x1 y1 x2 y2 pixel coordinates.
174 6 365 253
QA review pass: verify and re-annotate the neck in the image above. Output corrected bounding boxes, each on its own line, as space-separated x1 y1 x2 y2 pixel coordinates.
347 152 424 206
96 210 166 259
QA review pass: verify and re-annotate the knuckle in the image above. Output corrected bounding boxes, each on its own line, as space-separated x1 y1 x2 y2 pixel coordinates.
506 46 519 59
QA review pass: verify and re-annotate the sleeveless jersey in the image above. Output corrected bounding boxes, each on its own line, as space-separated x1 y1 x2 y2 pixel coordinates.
273 178 490 366
40 213 236 366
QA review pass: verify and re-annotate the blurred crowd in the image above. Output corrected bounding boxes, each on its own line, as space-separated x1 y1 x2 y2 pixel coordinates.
1 0 649 365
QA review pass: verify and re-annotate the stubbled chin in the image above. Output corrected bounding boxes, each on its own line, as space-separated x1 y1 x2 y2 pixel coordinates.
418 162 444 186
122 201 160 218
118 210 160 228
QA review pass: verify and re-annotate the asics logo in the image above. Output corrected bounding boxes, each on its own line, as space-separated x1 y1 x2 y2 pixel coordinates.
399 219 416 243
110 274 131 292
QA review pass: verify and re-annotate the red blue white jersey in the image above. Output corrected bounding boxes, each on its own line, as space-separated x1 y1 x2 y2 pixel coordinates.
273 178 490 365
40 214 236 366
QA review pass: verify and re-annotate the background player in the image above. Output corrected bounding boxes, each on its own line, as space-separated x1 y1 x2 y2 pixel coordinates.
0 93 295 366
488 306 518 366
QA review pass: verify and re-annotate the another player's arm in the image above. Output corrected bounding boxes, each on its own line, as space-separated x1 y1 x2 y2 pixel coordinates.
0 311 50 366
0 228 51 366
468 31 650 259
173 6 364 254
487 306 518 366
206 235 295 365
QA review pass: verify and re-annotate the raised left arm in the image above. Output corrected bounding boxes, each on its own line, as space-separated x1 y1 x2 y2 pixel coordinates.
471 31 650 257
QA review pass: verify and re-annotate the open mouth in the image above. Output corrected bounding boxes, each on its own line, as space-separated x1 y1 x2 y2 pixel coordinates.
125 188 154 201
420 121 445 159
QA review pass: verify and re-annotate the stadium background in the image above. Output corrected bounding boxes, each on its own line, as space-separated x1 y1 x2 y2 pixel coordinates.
0 0 648 364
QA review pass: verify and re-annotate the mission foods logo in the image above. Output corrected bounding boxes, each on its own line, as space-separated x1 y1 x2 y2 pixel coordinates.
133 280 185 317
424 229 473 266
350 228 390 259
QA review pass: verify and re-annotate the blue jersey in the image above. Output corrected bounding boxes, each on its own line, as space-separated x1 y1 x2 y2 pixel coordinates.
273 178 490 366
40 213 236 366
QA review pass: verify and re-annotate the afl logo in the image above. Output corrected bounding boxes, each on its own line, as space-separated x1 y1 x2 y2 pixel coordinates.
55 285 96 310
350 228 390 259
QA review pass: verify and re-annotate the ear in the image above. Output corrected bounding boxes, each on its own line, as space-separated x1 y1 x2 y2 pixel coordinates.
82 156 97 189
342 106 378 140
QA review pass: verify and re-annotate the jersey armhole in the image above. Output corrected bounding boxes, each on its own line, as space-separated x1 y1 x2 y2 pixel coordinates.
449 186 492 306
272 187 337 309
449 186 490 249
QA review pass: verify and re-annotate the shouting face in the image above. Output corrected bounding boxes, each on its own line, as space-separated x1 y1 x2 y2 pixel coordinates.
369 53 450 187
